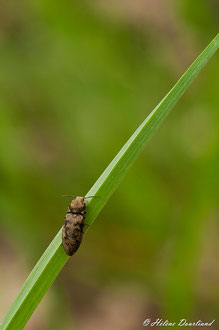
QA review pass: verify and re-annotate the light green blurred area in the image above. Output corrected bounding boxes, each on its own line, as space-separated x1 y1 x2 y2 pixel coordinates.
0 1 218 329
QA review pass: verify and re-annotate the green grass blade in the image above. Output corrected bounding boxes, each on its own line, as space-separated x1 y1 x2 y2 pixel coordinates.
1 34 218 330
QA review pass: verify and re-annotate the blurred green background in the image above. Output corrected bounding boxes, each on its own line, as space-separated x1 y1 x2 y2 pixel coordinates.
0 0 218 329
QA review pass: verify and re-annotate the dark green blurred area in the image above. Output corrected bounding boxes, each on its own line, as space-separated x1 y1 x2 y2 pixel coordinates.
0 1 218 329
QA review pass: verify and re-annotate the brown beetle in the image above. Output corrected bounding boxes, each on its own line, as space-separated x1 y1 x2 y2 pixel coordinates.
62 196 86 256
62 195 98 256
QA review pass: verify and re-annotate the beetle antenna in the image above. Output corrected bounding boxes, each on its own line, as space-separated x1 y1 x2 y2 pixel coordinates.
84 195 100 199
61 195 100 199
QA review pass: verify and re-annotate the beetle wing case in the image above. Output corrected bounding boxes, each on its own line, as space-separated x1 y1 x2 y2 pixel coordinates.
62 205 85 256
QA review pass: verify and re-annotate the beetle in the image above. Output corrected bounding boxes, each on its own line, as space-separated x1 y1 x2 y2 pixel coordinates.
62 195 97 256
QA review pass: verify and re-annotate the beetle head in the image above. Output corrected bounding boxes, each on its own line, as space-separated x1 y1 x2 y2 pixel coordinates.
69 196 86 213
